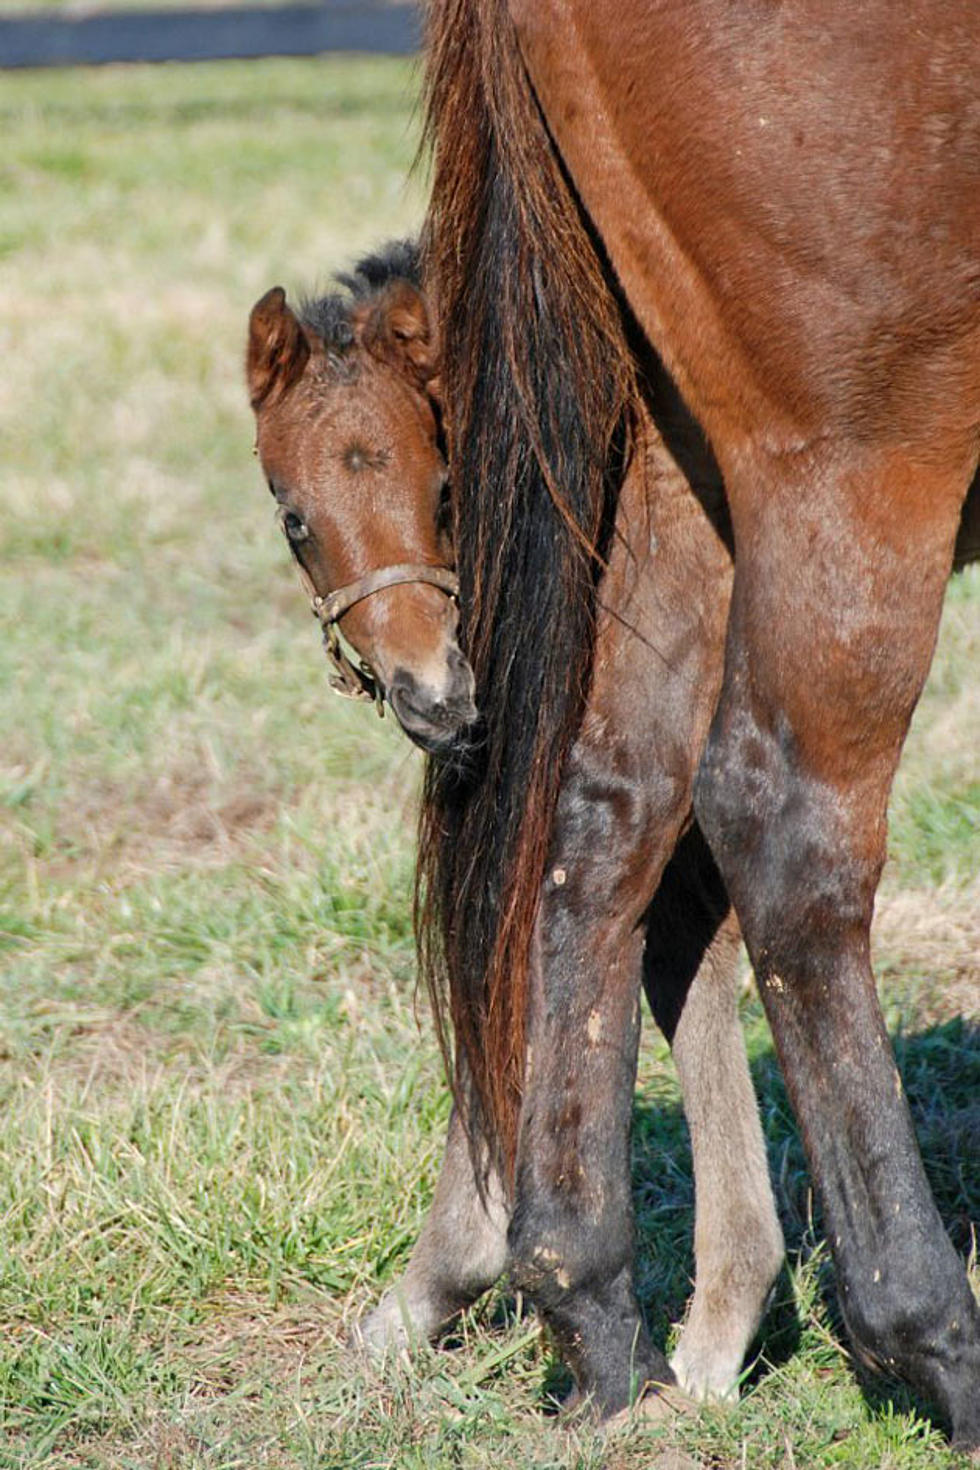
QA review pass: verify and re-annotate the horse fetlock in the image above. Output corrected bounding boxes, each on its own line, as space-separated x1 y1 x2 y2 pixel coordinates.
669 1336 740 1405
521 1243 574 1295
841 1267 980 1437
508 1198 633 1310
669 1279 769 1404
510 1236 588 1306
542 1264 674 1418
506 1220 666 1414
356 1108 510 1354
948 1359 980 1454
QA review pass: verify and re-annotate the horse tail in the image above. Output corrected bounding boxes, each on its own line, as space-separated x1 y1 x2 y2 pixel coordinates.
416 0 636 1174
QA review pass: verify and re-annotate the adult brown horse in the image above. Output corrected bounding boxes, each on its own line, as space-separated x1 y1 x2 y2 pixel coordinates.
417 0 980 1450
246 244 785 1403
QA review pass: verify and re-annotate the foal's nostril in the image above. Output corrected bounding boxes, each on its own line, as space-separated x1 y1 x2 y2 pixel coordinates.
446 645 477 706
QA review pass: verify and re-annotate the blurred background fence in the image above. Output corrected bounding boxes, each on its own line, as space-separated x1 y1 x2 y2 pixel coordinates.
0 0 419 67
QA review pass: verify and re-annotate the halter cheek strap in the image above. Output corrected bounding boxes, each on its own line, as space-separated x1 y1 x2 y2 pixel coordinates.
312 562 460 712
277 510 459 712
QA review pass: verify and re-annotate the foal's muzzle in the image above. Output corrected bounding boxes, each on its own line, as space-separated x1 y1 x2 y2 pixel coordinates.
388 648 478 752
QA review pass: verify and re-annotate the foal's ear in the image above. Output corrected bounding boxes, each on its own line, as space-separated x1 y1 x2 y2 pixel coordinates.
246 287 311 409
358 280 439 387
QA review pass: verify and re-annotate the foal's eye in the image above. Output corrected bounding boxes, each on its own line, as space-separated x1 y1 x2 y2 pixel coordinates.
282 511 310 543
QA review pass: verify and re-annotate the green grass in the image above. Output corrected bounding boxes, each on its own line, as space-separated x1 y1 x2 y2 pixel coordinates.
1 56 978 1470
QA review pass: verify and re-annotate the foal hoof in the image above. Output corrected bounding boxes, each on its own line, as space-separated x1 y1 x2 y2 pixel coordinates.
669 1345 741 1405
351 1283 452 1359
350 1297 418 1358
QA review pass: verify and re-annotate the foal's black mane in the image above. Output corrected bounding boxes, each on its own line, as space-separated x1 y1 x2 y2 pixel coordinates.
299 239 421 354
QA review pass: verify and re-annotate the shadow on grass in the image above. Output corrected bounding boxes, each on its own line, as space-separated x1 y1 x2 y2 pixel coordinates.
630 1016 980 1433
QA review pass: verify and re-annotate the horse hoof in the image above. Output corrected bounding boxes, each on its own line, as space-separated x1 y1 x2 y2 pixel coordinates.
602 1391 700 1469
669 1346 741 1405
350 1286 447 1359
603 1380 697 1430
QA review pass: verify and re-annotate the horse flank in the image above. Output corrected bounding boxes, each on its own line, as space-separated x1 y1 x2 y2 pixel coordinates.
417 0 638 1171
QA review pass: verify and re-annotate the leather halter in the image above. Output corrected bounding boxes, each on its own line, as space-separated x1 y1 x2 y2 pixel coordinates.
277 510 459 712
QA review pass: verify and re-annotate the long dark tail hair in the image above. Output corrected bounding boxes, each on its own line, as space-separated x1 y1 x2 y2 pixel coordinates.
417 0 636 1173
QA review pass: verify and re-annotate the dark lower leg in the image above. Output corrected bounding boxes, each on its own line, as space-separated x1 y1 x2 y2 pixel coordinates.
509 916 672 1412
694 468 980 1444
756 945 980 1445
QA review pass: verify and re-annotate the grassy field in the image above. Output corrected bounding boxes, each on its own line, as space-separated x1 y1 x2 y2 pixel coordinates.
1 56 978 1470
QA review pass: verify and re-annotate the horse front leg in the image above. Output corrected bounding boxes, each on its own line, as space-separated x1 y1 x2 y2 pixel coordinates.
694 449 980 1449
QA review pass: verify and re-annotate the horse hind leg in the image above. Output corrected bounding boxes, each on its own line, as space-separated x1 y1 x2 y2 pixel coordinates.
694 450 980 1449
643 824 784 1403
507 892 673 1415
354 1100 509 1352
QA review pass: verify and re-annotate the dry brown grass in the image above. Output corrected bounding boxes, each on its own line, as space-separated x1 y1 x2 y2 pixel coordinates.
875 879 980 1023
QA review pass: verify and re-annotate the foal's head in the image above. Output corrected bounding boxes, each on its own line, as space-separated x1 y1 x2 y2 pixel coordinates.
247 247 476 752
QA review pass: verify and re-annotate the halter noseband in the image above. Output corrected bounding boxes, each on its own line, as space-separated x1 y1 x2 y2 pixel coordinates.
278 511 459 713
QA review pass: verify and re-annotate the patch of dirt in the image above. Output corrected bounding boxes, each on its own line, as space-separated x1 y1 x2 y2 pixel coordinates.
58 1411 292 1470
51 1298 343 1469
874 879 980 1023
139 780 274 848
23 1013 296 1104
52 764 283 880
183 1294 338 1385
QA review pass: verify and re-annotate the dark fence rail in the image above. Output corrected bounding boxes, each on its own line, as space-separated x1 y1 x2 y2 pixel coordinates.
0 1 419 68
